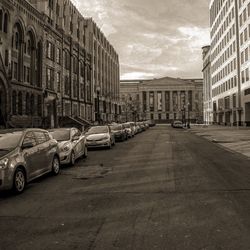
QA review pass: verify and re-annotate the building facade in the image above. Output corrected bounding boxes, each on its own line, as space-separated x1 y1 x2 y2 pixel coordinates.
87 19 120 124
202 45 213 124
0 0 120 129
120 77 203 124
210 0 250 126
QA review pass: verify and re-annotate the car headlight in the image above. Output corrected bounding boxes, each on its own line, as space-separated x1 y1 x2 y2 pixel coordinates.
0 158 9 169
102 136 109 140
62 143 71 152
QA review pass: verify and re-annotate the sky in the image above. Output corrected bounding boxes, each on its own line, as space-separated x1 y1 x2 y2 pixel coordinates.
74 0 211 80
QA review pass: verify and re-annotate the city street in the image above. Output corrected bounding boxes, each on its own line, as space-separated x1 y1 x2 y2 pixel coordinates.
1 126 250 250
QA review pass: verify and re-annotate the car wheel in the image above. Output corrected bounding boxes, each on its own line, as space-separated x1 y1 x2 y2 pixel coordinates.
13 168 26 194
70 151 75 166
51 156 60 175
82 146 88 158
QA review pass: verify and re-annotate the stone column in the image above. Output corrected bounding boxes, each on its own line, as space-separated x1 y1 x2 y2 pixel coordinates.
154 91 158 112
146 91 150 112
162 91 166 112
170 91 173 112
177 91 181 119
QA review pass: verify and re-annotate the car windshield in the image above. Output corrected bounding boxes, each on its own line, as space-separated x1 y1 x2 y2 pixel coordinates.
86 126 108 135
0 132 23 150
174 121 182 124
124 124 130 128
50 130 70 141
110 125 122 131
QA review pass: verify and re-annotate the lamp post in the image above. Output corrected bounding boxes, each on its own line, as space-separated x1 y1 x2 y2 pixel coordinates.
96 85 101 124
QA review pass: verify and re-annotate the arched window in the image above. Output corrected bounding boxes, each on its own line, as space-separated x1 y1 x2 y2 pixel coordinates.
15 32 19 50
18 92 22 115
12 91 17 115
27 39 31 55
0 10 3 31
3 13 8 33
26 93 30 115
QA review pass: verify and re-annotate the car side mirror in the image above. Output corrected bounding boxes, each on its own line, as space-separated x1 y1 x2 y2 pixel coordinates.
22 142 34 150
72 135 80 141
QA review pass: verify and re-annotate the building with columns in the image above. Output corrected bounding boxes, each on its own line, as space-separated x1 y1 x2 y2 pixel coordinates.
0 0 120 129
120 77 203 123
202 45 213 124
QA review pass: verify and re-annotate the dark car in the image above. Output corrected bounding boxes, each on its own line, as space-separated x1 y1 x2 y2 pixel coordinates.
110 124 127 141
0 129 60 193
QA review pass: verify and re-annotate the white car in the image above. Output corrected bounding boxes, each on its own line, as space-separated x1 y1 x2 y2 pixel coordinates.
172 121 184 128
49 128 87 165
85 126 115 149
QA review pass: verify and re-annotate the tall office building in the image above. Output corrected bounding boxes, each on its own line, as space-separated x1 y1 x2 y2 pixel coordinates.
210 0 250 126
202 45 213 124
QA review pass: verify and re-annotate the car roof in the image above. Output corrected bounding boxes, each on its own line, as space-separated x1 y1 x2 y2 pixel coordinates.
49 128 72 131
0 128 47 134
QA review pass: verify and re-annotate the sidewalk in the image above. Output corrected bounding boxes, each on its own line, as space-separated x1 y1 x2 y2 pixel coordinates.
189 125 250 158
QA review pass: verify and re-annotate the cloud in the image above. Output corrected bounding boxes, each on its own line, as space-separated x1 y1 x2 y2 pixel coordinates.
76 0 210 79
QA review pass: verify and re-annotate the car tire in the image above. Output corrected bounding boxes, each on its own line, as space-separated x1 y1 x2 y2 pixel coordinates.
70 151 75 166
51 156 60 175
82 146 88 158
13 168 26 194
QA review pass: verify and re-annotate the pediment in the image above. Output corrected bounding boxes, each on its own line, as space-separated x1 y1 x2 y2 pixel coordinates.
141 76 194 87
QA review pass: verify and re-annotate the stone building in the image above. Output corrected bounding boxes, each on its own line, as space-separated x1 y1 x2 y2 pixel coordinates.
120 77 203 124
87 19 120 123
202 45 213 124
0 0 120 129
209 0 250 126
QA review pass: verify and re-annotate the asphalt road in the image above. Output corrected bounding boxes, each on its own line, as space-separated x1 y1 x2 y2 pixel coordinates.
1 126 250 250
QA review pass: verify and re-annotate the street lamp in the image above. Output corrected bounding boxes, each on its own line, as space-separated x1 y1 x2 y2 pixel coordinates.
96 85 101 124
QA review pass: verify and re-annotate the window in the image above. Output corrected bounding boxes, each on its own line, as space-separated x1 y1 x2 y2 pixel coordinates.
46 41 54 60
56 72 61 92
0 10 2 31
246 68 249 82
18 92 22 115
56 48 61 64
48 0 54 10
23 132 36 147
64 76 70 96
26 93 30 115
30 94 35 115
3 13 8 33
4 50 8 67
37 95 42 116
12 91 17 115
46 68 54 90
34 131 47 144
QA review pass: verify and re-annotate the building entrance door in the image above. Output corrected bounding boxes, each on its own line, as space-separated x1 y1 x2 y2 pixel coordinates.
0 78 6 127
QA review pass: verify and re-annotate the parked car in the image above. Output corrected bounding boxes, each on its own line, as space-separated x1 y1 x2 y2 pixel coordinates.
85 126 115 149
123 123 133 138
110 124 127 141
172 120 184 128
49 127 87 166
0 128 60 193
128 122 136 136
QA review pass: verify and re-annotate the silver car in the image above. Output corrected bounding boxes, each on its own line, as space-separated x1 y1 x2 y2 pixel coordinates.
49 128 87 166
85 126 115 149
0 129 60 193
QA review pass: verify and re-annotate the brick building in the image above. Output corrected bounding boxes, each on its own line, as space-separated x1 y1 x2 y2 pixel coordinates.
0 0 120 129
